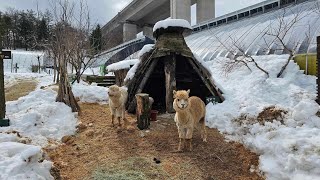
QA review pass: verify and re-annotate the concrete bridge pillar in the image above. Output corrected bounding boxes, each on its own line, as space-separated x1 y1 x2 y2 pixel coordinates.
170 0 191 23
196 0 215 24
123 22 137 42
142 26 153 39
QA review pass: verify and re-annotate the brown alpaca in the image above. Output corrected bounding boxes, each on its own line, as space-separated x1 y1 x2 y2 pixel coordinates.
108 85 128 127
173 90 207 152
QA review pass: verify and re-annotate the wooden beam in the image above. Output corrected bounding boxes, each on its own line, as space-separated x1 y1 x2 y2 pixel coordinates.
0 55 5 119
164 55 176 113
317 36 320 104
128 59 159 112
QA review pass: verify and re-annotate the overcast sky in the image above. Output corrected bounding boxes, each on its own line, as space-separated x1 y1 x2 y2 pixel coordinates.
0 0 265 26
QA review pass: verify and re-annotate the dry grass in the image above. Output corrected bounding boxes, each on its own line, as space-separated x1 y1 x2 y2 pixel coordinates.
5 80 37 101
92 157 169 180
257 106 287 125
46 103 263 180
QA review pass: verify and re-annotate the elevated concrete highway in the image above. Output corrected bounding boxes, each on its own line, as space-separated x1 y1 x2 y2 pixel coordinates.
101 0 215 49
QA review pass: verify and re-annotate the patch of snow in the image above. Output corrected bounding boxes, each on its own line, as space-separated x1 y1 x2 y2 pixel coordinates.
2 89 77 146
153 19 192 32
0 142 53 180
107 59 139 72
205 55 319 179
72 81 109 103
124 61 140 83
138 44 155 58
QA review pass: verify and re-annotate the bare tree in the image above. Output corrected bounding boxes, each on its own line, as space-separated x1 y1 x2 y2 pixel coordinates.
47 0 80 112
214 34 269 77
263 7 311 78
214 6 312 78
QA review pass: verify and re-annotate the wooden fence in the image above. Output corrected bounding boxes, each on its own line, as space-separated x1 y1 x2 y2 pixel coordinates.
86 75 116 87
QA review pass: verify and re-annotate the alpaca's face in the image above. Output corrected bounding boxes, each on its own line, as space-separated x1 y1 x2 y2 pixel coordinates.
173 90 190 109
108 85 121 98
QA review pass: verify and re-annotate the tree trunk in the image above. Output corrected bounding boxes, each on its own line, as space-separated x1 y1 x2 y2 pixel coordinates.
53 57 57 83
136 93 151 130
0 56 6 119
277 54 293 78
164 55 176 113
56 61 80 113
37 56 41 73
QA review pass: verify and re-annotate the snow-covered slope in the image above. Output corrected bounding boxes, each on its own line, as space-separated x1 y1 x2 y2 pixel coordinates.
205 55 319 179
3 49 44 73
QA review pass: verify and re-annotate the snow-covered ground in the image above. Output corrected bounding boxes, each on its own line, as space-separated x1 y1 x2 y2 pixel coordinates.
72 81 109 103
205 55 320 180
0 70 108 179
1 48 319 179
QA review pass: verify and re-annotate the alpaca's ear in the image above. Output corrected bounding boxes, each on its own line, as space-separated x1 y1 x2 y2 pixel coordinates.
173 90 177 98
187 89 190 95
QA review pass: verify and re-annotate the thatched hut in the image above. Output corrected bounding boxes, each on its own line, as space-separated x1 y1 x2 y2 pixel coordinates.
126 19 224 113
107 59 139 86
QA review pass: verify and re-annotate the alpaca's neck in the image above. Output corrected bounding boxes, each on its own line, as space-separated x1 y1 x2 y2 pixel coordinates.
110 96 121 104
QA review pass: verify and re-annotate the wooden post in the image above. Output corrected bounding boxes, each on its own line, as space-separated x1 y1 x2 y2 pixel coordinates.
317 36 320 104
0 52 10 126
136 93 151 130
11 54 13 73
37 56 41 73
0 55 5 119
14 63 18 73
164 55 176 113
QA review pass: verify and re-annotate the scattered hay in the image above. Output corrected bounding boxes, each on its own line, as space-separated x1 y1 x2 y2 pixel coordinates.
234 106 287 127
233 114 256 126
91 157 169 180
257 106 287 125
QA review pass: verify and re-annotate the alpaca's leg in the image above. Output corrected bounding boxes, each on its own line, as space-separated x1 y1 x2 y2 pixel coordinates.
186 127 194 151
121 107 127 127
186 139 193 151
111 114 115 127
178 138 185 152
200 117 207 142
177 126 186 151
118 117 121 126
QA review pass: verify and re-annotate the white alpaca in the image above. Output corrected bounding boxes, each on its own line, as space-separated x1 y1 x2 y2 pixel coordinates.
108 85 128 127
173 90 207 152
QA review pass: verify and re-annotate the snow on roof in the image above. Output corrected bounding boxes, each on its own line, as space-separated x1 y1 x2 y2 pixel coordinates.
138 44 155 58
124 61 140 83
106 59 139 72
153 19 192 32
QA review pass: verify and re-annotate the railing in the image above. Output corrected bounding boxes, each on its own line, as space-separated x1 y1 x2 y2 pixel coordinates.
94 36 146 58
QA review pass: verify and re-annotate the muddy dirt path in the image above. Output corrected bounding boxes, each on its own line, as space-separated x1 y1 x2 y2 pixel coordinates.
46 103 264 180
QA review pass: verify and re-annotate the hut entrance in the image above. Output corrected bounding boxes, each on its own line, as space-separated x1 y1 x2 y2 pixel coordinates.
142 59 166 113
175 55 211 103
